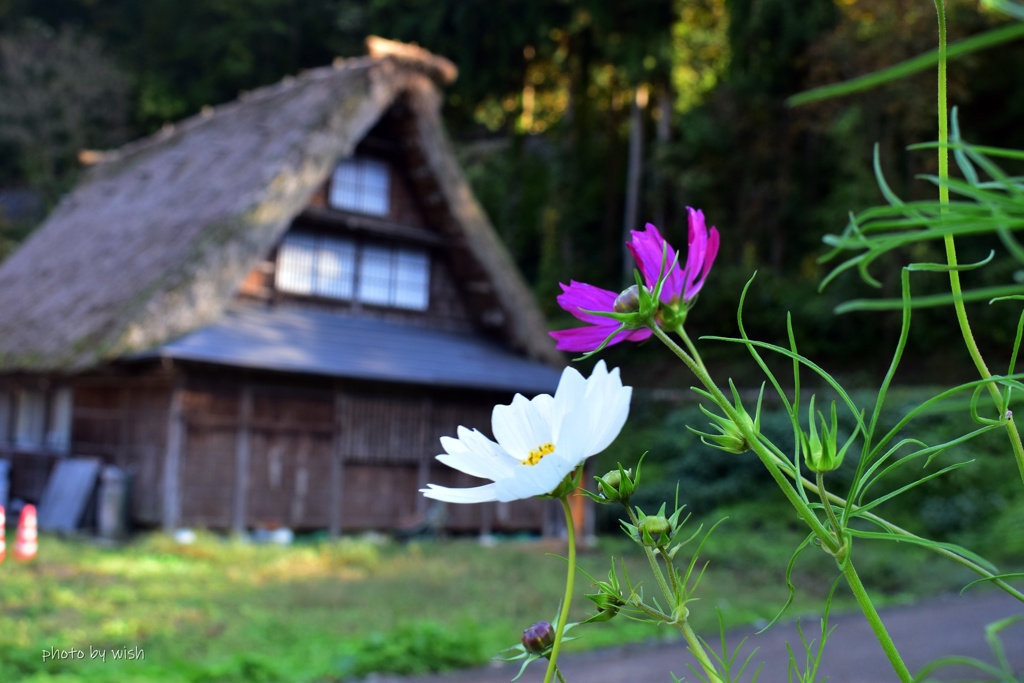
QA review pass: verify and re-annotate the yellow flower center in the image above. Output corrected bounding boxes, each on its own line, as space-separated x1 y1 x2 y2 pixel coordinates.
521 442 555 466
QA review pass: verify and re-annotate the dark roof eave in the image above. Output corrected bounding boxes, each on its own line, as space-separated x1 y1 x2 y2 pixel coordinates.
124 305 563 396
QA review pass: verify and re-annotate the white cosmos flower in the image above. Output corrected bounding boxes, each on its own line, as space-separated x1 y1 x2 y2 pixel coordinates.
421 360 632 503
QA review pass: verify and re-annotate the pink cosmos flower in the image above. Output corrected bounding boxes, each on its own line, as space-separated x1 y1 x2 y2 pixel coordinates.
629 207 720 307
550 207 719 353
548 280 655 352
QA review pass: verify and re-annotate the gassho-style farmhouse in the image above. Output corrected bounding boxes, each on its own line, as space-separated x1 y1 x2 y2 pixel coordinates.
0 38 574 537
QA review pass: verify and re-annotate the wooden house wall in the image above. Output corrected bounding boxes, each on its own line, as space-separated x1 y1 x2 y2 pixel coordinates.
5 452 60 503
0 377 63 502
2 368 549 535
0 374 171 522
172 373 546 534
71 379 172 524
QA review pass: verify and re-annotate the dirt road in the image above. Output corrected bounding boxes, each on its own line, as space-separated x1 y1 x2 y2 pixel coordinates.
370 591 1023 682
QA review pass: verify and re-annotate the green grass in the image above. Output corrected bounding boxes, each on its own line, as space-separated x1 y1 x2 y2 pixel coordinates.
0 513 1014 682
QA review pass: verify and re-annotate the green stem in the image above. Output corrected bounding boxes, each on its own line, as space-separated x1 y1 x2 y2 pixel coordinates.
554 665 567 683
816 472 844 544
624 508 722 682
677 326 707 374
933 0 990 415
679 619 723 683
625 507 676 604
841 560 912 682
658 544 683 601
650 325 839 552
1004 418 1024 486
932 0 1024 484
812 477 1024 603
758 444 1024 601
543 497 577 683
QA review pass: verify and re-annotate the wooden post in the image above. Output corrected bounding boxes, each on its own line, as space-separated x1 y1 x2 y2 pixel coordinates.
161 385 184 532
329 390 347 538
116 387 129 470
232 384 252 535
415 397 432 516
416 453 431 516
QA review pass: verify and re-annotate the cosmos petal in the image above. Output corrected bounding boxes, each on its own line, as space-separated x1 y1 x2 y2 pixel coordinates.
550 325 652 353
492 393 554 461
420 483 499 503
628 223 683 300
422 362 633 504
555 281 621 324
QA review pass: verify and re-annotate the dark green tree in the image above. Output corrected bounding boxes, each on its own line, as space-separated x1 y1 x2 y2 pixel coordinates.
0 22 131 202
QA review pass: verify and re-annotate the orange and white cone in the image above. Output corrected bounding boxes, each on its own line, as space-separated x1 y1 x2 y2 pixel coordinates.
0 506 5 564
14 504 37 562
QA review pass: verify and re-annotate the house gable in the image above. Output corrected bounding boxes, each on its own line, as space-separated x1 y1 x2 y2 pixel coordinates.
238 107 476 333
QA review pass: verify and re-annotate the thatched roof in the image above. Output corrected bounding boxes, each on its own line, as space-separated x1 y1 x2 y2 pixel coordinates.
0 37 561 372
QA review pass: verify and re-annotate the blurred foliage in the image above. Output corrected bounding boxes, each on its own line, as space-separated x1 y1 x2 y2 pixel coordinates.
0 21 131 203
0 211 32 261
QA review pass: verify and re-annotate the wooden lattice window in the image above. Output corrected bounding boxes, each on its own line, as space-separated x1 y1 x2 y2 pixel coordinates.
11 387 71 453
14 389 45 450
329 158 390 216
276 233 430 311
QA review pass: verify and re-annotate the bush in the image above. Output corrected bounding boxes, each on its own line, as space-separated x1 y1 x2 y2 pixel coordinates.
333 620 487 679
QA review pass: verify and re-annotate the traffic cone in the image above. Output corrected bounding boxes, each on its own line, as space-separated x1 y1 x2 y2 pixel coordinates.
0 506 5 564
14 504 37 562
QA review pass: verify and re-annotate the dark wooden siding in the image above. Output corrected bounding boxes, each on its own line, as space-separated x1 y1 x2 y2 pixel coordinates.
72 378 173 524
0 374 172 523
171 373 546 533
3 368 551 534
5 451 60 503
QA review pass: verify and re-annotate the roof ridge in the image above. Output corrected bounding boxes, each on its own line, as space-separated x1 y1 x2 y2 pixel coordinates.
365 36 457 85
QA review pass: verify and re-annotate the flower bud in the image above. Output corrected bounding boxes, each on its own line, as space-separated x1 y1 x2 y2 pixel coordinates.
801 397 847 473
690 380 763 455
583 566 625 624
590 460 641 505
584 590 624 622
613 284 641 313
640 515 671 538
521 621 554 654
623 503 686 548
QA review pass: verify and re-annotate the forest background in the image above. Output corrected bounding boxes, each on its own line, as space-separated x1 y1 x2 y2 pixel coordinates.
3 0 1024 534
3 0 1024 388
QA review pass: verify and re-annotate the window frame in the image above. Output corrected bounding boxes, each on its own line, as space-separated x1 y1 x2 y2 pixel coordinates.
276 232 431 312
1 386 72 454
328 157 391 217
14 389 46 451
